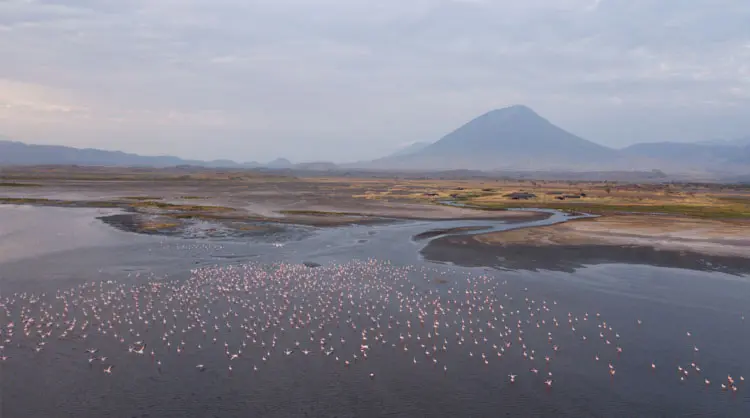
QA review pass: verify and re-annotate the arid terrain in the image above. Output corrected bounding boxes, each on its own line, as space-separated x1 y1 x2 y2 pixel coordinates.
2 165 750 256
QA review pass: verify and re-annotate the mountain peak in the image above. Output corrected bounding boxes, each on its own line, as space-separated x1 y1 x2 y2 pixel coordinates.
266 157 293 168
370 106 619 171
487 104 537 116
499 104 534 112
474 105 542 125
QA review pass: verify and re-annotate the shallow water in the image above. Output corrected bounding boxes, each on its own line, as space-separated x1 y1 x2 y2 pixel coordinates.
1 206 749 418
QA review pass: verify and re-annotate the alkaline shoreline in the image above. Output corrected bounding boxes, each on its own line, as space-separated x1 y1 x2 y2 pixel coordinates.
472 214 750 258
419 214 750 274
0 195 550 235
2 171 749 266
5 194 750 274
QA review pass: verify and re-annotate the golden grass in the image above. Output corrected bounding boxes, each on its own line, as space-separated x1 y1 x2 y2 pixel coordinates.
139 221 180 231
348 180 750 220
3 170 749 221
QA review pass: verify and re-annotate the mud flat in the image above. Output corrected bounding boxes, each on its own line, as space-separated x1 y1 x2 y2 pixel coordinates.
422 215 750 274
0 176 547 234
475 215 750 257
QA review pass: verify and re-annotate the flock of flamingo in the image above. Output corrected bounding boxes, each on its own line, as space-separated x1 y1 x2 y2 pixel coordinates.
0 260 745 396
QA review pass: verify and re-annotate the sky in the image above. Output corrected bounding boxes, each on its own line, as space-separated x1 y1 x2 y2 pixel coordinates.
1 0 750 163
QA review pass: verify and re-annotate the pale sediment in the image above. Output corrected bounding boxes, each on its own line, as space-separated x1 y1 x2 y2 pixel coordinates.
421 215 750 274
473 215 750 258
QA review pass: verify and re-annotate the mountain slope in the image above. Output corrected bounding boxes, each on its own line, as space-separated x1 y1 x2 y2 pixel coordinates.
387 141 431 158
367 105 622 171
727 145 750 164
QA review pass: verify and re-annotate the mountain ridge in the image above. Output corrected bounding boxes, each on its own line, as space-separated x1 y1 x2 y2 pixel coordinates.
3 105 750 175
621 141 750 169
0 139 286 169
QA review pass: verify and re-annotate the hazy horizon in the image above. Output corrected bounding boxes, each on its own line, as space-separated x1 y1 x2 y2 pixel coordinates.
2 0 750 163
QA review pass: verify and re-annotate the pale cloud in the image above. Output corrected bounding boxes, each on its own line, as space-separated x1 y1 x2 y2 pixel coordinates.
0 79 91 123
1 0 749 161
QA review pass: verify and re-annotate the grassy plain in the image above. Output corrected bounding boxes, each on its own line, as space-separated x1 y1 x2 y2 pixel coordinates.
347 177 750 219
2 166 750 219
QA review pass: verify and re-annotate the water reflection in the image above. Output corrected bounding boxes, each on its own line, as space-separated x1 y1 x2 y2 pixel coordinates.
1 206 749 418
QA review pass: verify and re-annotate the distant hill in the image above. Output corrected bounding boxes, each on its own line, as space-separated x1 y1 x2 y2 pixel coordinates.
364 105 624 171
621 141 749 171
696 136 750 147
294 161 338 171
1 139 195 167
0 139 345 171
265 158 293 169
0 139 267 168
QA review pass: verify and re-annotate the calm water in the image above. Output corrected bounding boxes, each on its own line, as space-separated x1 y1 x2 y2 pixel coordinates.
1 205 749 418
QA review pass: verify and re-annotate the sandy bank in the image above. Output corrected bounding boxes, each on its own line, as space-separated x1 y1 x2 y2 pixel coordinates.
475 215 750 258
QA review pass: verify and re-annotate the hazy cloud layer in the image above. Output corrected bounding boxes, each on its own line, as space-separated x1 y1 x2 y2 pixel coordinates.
2 0 749 162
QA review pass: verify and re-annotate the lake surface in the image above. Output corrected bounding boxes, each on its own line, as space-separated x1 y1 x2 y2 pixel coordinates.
1 205 749 418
